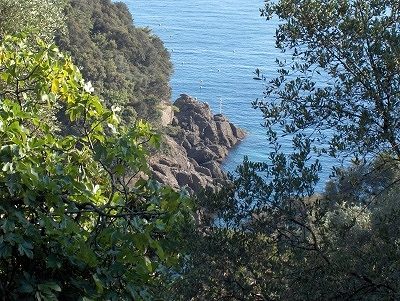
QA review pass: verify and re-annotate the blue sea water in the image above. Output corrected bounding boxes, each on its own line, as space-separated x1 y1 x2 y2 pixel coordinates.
123 0 340 190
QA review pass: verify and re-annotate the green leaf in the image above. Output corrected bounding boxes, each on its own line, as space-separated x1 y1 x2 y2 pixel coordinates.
0 242 12 258
0 34 192 300
2 162 14 172
46 254 62 269
38 282 61 292
143 256 153 273
51 79 59 93
92 274 104 294
18 282 34 294
1 219 15 232
76 242 98 268
18 241 34 258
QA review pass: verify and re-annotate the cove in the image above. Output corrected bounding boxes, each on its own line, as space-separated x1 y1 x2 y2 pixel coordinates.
124 0 342 191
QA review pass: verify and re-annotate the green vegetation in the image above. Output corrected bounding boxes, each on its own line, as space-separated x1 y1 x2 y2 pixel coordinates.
175 157 400 300
0 0 66 42
173 0 400 300
257 0 400 160
0 0 172 124
56 0 172 124
1 0 400 300
0 35 191 300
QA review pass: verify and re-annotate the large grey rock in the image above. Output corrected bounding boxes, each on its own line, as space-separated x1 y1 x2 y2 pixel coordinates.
208 144 229 160
194 165 212 177
186 133 200 146
215 120 236 148
181 138 192 151
213 114 227 122
175 171 193 187
152 170 179 188
158 158 179 168
150 94 245 193
187 146 217 165
230 122 246 139
151 163 170 176
203 124 219 143
203 161 225 179
174 94 213 121
191 172 208 192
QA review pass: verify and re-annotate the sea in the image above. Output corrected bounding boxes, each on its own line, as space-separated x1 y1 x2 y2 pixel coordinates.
123 0 341 191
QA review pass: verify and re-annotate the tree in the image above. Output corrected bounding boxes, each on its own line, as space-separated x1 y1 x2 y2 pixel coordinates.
173 0 400 300
257 0 400 160
0 0 173 124
56 0 173 125
0 34 192 300
175 160 400 300
0 0 66 42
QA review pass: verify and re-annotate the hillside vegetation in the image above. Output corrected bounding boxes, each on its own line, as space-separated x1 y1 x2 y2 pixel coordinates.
56 0 172 124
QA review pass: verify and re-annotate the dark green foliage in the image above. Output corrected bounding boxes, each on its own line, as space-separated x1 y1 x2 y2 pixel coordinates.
325 154 400 204
175 158 400 300
56 0 172 124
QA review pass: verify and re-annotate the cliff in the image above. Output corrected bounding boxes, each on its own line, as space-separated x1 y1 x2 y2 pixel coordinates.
151 94 245 193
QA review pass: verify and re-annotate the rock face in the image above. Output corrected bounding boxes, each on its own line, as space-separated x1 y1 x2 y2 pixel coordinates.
151 94 245 193
158 100 174 126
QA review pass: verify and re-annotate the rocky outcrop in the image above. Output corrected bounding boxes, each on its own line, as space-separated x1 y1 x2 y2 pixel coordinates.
158 100 175 126
151 94 245 193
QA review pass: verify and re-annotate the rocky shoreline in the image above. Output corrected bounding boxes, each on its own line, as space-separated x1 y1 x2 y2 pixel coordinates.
151 94 245 193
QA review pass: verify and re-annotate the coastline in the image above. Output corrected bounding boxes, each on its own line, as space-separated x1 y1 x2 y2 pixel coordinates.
151 94 246 193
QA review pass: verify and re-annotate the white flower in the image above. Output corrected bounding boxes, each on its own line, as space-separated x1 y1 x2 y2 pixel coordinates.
111 105 122 112
83 81 95 93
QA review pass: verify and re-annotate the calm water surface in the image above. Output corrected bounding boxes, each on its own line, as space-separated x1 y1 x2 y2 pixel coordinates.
124 0 340 190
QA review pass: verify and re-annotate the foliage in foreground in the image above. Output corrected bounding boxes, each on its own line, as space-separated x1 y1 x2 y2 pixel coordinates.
0 0 66 42
0 35 192 300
